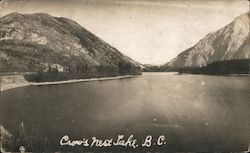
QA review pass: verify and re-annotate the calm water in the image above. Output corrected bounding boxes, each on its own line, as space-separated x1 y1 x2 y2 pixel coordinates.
1 73 250 152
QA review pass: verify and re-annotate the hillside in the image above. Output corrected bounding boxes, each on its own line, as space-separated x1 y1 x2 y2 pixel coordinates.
0 12 141 81
164 12 250 69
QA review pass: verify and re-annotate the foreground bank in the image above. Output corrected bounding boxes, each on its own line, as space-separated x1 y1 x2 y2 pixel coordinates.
0 75 137 92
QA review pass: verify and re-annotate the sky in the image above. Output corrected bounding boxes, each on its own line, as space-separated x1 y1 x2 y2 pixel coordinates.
0 0 249 64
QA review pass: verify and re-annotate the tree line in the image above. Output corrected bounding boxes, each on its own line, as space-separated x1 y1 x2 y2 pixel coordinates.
25 62 141 82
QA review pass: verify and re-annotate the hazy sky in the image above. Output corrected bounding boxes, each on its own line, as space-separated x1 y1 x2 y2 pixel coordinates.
0 0 249 64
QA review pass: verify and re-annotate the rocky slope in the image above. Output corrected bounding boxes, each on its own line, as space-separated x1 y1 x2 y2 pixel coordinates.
0 12 141 76
164 12 250 69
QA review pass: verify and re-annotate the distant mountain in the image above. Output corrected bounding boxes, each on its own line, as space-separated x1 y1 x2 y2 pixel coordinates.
164 12 250 69
142 64 165 72
0 13 141 80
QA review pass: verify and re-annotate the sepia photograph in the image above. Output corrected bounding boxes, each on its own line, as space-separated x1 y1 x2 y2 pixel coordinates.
0 0 249 152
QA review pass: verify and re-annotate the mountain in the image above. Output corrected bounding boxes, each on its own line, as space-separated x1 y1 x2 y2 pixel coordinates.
0 12 141 80
164 12 250 69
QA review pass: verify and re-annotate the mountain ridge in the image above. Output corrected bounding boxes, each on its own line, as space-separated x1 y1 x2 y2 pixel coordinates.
163 12 250 69
0 12 141 80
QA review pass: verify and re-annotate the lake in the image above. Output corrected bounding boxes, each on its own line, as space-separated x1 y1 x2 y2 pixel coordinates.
1 72 250 152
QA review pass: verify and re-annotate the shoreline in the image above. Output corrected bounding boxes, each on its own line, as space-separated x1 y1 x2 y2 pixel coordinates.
32 75 135 86
0 75 136 92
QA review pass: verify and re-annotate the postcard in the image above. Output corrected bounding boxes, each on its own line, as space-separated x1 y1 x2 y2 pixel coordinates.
0 0 249 152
